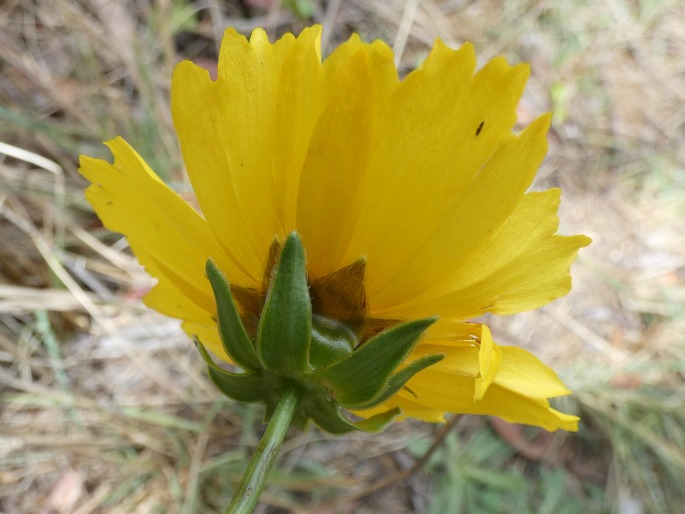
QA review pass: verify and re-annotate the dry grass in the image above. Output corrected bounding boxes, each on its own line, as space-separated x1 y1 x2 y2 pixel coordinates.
1 0 684 512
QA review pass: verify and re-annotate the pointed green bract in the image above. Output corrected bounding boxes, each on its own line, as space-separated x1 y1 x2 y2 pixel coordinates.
206 259 260 371
310 317 437 408
292 391 352 434
208 368 275 405
196 341 274 403
312 405 400 434
346 407 401 432
354 353 445 409
257 232 312 372
296 393 400 434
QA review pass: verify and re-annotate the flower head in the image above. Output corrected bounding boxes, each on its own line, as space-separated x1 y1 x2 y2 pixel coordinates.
80 26 590 432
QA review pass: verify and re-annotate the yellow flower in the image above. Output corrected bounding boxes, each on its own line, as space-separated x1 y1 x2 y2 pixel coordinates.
79 26 590 432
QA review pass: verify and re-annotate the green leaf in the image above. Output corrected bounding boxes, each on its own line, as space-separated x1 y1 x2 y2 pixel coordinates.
310 317 437 408
257 232 312 373
206 259 260 371
354 353 444 409
196 340 273 403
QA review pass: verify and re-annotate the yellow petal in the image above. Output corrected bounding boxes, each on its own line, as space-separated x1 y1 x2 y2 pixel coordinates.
80 28 588 433
297 35 399 278
399 364 576 431
407 321 483 380
358 371 577 430
416 337 572 400
172 27 323 286
381 188 591 319
411 323 501 400
407 378 578 431
367 113 550 310
78 137 244 317
336 42 530 306
453 188 592 316
493 346 573 399
363 323 578 431
474 325 502 400
134 246 214 323
354 394 447 423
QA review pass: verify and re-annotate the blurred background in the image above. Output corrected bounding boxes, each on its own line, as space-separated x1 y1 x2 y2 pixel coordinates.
1 0 684 512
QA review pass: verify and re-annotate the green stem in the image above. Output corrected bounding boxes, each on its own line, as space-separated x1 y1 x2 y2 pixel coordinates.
226 382 302 514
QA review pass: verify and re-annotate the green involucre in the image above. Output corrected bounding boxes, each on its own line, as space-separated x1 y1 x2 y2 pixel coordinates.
198 232 442 434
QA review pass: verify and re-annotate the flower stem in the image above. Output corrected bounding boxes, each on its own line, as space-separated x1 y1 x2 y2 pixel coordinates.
226 382 302 514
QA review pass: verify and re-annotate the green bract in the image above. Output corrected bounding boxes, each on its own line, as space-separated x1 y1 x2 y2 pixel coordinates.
197 232 443 434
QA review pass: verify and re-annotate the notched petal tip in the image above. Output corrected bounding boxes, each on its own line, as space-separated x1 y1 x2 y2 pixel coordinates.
417 37 477 78
432 37 474 57
173 59 212 84
297 25 322 60
479 54 530 85
98 135 121 153
336 30 394 60
221 26 249 46
298 24 323 41
240 24 322 58
78 137 132 184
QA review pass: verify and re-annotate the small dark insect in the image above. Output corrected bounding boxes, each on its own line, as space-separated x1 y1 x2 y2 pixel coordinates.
476 121 485 136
